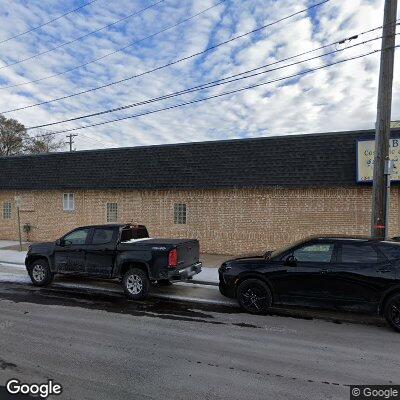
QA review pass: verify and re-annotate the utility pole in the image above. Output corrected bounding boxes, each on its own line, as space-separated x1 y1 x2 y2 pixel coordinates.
371 0 397 240
66 134 78 151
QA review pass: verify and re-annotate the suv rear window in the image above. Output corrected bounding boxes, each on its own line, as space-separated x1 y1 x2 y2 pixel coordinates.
379 244 400 260
340 244 378 263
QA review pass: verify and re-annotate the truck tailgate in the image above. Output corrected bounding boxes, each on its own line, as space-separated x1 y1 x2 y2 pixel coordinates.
177 240 199 269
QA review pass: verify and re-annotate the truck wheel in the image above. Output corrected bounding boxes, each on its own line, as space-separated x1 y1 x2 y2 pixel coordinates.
237 279 272 314
157 279 172 286
28 259 54 287
384 293 400 333
122 268 150 300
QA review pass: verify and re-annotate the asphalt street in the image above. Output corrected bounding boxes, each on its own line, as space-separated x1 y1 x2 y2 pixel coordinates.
0 280 399 400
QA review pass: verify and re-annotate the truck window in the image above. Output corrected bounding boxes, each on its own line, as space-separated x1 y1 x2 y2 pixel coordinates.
92 228 115 245
120 226 149 241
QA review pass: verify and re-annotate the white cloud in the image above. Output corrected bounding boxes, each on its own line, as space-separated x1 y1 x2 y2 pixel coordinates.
0 0 398 152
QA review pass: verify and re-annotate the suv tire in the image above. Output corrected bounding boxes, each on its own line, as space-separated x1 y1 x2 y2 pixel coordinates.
384 293 400 333
237 279 272 314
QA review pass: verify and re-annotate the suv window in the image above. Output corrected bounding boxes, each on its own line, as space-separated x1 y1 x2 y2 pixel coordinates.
64 229 89 245
92 228 115 245
340 244 378 263
379 244 400 260
292 243 334 263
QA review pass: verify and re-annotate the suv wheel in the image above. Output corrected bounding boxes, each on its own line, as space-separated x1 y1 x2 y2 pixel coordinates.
237 279 272 314
384 293 400 333
29 259 54 286
122 268 150 300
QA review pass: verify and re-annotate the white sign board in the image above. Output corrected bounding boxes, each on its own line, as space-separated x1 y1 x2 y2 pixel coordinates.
357 138 400 182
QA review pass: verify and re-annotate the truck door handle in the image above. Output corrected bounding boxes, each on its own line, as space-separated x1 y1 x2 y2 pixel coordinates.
320 268 332 274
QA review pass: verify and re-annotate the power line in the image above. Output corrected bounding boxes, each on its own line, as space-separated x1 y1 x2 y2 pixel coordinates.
0 0 100 45
0 0 327 90
0 0 165 71
0 1 227 88
3 21 397 115
23 33 398 131
29 47 396 136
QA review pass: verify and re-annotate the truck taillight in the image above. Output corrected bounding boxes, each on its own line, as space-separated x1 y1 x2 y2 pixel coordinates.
168 249 178 268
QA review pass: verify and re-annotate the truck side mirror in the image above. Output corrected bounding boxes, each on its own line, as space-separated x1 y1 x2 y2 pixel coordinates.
55 238 64 246
284 255 297 267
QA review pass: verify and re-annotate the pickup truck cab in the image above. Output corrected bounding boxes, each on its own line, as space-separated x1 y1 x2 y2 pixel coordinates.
25 223 202 300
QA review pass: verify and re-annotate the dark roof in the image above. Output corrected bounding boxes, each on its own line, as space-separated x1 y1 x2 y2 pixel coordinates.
1 128 399 190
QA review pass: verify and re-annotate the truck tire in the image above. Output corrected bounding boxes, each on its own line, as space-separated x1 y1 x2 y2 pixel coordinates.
384 293 400 333
28 259 54 287
122 268 150 300
237 279 272 314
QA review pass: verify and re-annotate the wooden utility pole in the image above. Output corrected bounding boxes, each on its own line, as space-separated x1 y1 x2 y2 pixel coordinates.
66 134 78 151
371 0 397 239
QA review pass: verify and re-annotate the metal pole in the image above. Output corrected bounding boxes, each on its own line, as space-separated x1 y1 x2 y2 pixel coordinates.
384 160 392 240
17 206 22 251
371 0 398 239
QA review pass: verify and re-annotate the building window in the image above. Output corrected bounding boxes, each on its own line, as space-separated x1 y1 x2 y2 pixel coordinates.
107 203 118 222
174 203 187 224
63 193 75 211
3 202 12 219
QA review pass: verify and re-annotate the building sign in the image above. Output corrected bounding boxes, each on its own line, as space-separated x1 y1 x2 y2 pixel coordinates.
357 138 400 182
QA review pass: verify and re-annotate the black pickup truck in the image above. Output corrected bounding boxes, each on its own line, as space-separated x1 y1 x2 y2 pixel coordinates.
25 224 202 300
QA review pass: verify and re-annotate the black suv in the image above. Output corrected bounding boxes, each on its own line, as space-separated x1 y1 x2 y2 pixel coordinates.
219 236 400 332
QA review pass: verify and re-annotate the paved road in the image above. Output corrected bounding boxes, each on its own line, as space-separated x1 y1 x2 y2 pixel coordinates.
0 282 399 400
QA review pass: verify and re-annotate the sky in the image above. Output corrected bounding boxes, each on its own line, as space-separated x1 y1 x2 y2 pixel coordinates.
0 0 399 151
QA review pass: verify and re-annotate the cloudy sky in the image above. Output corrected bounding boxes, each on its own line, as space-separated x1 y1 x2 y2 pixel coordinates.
0 0 399 151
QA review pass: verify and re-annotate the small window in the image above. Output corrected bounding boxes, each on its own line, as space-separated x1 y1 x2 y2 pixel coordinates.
341 244 378 264
174 203 187 224
107 203 118 222
3 202 12 219
63 193 75 211
92 228 115 245
293 243 334 263
64 228 89 245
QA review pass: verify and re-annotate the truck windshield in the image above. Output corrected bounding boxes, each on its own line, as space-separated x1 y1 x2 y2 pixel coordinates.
120 226 149 241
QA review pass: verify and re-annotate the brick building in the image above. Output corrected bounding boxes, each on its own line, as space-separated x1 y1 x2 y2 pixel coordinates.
1 128 400 255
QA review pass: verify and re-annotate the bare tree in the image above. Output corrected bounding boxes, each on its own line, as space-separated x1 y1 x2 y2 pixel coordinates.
24 133 65 154
0 114 64 156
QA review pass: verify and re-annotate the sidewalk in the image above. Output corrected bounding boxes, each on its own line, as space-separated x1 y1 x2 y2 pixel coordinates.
0 241 232 284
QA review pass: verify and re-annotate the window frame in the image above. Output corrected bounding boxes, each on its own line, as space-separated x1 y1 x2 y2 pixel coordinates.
337 242 385 265
106 202 118 223
279 240 337 264
3 202 12 219
90 227 118 245
174 203 187 224
62 228 90 245
63 193 75 212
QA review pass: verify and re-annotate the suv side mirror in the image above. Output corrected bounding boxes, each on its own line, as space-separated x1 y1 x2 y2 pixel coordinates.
56 238 65 246
284 255 297 267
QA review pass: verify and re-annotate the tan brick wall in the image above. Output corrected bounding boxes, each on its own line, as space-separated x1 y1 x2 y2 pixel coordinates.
0 187 399 255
